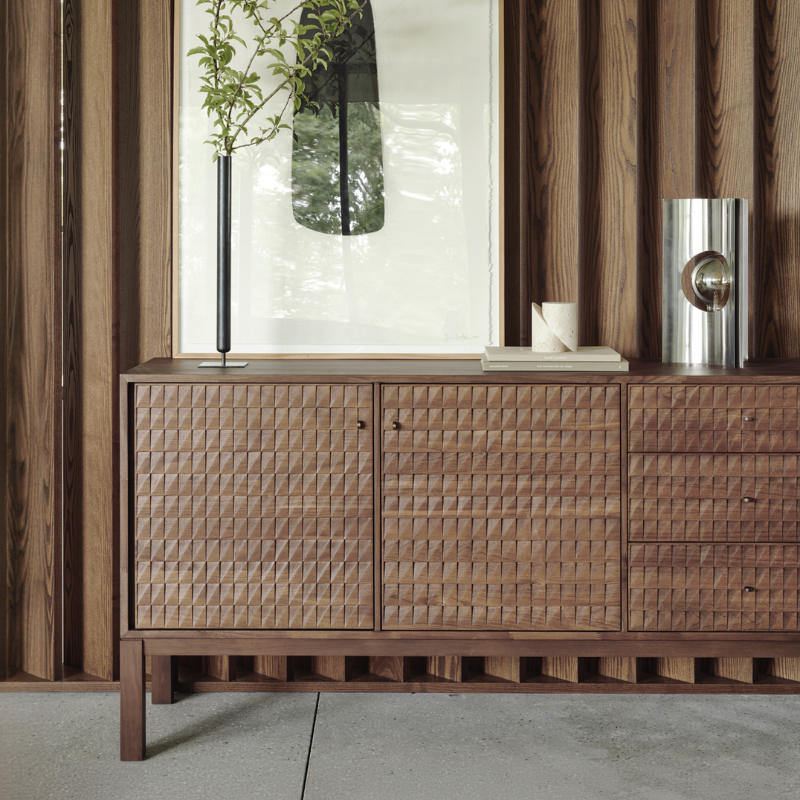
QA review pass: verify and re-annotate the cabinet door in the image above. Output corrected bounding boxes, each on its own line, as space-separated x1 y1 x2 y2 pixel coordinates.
132 383 373 630
381 384 621 631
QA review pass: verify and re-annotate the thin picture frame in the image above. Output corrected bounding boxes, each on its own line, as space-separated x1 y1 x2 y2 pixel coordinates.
171 0 505 359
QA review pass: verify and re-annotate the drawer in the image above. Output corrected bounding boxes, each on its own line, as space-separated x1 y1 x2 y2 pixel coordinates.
629 543 800 631
629 454 800 542
132 383 375 631
629 385 800 452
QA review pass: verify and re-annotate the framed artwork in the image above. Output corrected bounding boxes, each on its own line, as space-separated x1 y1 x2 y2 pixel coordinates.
174 0 502 357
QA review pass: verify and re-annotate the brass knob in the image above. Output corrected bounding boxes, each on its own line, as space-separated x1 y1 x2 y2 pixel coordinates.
356 420 364 429
743 416 754 422
742 497 755 504
392 421 400 431
744 586 755 593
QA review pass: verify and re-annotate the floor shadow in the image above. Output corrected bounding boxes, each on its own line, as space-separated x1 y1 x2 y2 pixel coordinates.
146 692 317 759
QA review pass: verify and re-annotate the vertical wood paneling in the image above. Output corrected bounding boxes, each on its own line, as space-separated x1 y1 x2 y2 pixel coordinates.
0 0 9 683
661 0 696 198
119 0 173 370
579 0 639 356
755 0 800 358
63 0 118 683
503 0 522 346
636 0 663 359
696 0 755 199
4 0 62 681
527 0 579 314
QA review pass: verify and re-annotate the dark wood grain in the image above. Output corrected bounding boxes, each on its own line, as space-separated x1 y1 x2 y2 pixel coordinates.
580 0 639 358
503 0 522 346
62 0 118 683
696 0 754 200
636 0 662 361
755 0 800 359
4 0 62 682
662 0 697 198
119 0 173 370
0 0 8 683
120 639 145 760
527 0 579 313
150 655 174 703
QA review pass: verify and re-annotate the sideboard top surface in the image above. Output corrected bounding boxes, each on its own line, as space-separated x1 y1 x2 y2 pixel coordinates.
123 358 800 384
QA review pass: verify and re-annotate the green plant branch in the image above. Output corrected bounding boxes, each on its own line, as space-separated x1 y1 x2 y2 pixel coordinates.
191 0 369 158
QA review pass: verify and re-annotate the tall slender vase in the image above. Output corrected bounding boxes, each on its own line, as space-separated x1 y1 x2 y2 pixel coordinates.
216 154 232 365
199 154 246 368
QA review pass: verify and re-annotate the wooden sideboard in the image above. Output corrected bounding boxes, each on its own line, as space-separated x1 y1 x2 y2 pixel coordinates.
119 358 800 759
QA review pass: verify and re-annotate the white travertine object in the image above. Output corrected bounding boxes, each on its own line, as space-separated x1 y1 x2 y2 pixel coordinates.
531 302 578 352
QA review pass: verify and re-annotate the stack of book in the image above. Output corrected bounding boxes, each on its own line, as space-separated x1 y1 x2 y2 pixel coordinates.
481 346 629 372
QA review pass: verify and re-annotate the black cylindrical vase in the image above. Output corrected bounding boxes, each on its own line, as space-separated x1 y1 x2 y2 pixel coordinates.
216 154 232 360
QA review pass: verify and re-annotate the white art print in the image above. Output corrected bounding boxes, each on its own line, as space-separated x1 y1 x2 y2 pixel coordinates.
177 0 501 355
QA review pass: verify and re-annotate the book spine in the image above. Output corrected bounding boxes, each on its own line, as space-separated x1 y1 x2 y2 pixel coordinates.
482 362 629 372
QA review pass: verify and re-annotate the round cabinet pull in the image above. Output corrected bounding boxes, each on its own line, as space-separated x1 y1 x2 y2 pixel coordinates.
743 416 754 422
392 421 400 431
742 497 755 503
356 420 364 429
744 586 756 593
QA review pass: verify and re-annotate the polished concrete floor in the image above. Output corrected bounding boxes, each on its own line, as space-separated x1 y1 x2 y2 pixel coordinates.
1 692 799 800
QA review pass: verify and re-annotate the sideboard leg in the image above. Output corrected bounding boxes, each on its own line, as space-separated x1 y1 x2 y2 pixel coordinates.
151 655 174 704
121 639 146 761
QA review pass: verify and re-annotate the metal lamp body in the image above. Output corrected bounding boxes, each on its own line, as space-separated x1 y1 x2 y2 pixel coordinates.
662 198 748 368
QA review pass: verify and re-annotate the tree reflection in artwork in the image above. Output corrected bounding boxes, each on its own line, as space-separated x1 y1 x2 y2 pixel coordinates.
292 2 384 236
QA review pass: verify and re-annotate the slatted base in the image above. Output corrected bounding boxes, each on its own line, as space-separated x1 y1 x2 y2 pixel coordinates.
5 657 800 693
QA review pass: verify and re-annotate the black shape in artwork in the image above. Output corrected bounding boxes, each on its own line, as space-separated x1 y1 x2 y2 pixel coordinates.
292 3 384 236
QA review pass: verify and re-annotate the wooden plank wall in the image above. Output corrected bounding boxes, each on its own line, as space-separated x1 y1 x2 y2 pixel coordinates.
1 0 62 682
507 0 800 360
5 0 800 691
60 0 173 684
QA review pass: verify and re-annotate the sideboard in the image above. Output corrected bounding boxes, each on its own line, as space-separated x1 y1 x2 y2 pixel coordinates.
120 358 800 759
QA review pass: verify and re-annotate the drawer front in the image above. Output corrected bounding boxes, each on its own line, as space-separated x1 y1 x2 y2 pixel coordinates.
629 454 800 543
132 383 374 630
629 385 800 452
382 384 622 632
629 543 800 631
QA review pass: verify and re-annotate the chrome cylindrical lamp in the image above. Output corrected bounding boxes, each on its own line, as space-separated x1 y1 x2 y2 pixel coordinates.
662 198 748 368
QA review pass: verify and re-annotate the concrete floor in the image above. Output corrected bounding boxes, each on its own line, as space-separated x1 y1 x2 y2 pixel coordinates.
1 693 799 800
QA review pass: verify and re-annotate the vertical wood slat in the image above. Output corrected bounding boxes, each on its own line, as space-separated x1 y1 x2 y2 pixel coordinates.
766 658 800 682
654 658 697 683
3 0 62 682
63 0 118 683
542 657 580 683
203 656 237 683
599 657 638 683
503 0 522 346
368 657 408 683
706 658 755 684
253 656 292 682
755 0 800 359
526 0 579 316
483 657 522 683
310 657 347 682
579 0 639 357
0 0 8 683
119 0 173 370
427 657 462 683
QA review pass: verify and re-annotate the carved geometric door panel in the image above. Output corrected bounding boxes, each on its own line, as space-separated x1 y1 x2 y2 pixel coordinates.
132 383 373 630
381 384 622 631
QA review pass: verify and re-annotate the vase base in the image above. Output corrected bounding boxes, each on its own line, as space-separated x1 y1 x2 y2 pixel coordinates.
198 361 248 368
